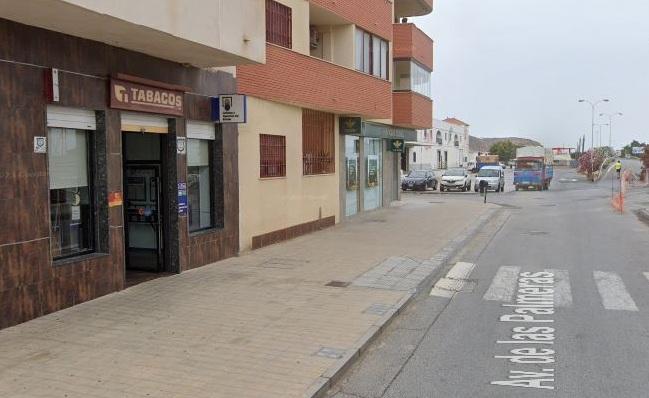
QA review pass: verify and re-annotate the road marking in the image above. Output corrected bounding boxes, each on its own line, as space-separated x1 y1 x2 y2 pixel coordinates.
483 266 521 302
546 269 572 307
643 272 649 284
430 262 476 297
593 271 638 311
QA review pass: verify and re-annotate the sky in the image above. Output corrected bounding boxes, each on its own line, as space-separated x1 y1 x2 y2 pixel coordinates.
412 0 649 149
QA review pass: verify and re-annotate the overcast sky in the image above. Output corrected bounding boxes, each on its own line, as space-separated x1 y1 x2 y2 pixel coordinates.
413 0 649 149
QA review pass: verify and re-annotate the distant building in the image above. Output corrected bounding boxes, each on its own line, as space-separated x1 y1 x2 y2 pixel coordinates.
552 147 575 166
407 117 470 170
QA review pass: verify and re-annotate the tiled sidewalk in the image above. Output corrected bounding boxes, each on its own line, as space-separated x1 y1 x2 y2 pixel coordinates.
0 196 493 398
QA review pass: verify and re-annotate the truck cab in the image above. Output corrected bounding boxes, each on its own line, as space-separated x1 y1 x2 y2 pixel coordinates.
514 158 553 190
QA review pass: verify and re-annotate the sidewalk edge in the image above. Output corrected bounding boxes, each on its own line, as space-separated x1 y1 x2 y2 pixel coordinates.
305 207 500 398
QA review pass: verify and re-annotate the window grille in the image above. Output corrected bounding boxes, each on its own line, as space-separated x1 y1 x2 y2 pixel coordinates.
302 109 335 175
266 0 292 48
260 134 287 178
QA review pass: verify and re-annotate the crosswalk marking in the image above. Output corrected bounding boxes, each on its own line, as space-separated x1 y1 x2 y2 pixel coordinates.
593 271 638 311
483 266 521 302
546 269 572 307
643 272 649 284
430 262 476 297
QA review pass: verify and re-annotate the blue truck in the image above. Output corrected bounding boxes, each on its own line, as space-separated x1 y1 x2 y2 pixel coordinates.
514 146 554 191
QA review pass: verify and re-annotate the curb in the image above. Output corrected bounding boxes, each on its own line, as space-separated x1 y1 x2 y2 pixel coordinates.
305 207 500 398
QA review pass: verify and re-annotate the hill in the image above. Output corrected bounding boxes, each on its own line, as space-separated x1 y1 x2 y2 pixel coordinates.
469 136 542 153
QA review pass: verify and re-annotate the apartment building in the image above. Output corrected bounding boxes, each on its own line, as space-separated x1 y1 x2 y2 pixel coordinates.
237 0 434 249
0 0 265 328
408 117 471 170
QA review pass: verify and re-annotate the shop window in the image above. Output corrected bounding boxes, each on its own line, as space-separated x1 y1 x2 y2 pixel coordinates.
260 134 287 178
187 138 214 232
303 109 335 175
266 0 292 48
355 28 389 80
49 128 94 259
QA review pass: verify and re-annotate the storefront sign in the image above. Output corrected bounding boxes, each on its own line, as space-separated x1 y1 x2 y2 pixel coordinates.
632 146 645 155
33 136 47 153
178 182 188 215
390 139 405 152
340 117 362 136
363 122 417 141
108 191 123 207
211 95 247 123
110 78 184 116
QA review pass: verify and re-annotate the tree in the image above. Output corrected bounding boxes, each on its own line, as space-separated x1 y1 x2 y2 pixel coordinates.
622 140 646 156
488 140 519 163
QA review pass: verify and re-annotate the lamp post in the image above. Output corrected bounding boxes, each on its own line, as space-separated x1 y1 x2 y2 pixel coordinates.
599 112 623 149
579 98 610 177
595 123 609 148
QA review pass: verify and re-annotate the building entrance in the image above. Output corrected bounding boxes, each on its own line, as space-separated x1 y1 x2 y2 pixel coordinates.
122 132 167 282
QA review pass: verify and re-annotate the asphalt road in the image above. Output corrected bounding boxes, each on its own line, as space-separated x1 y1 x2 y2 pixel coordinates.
327 167 649 398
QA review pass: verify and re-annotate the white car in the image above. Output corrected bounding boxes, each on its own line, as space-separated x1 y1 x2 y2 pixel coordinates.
440 168 471 192
475 165 505 192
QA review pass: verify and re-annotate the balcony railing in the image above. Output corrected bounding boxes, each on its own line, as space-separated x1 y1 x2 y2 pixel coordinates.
393 23 434 71
238 44 392 119
392 91 433 130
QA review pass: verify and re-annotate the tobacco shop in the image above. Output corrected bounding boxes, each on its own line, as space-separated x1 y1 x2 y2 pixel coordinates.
0 19 240 329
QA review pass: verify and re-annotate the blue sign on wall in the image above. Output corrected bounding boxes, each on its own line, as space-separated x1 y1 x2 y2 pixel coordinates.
178 182 188 215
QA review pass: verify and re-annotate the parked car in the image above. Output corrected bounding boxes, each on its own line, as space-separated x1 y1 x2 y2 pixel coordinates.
401 170 437 191
474 165 505 192
440 168 471 192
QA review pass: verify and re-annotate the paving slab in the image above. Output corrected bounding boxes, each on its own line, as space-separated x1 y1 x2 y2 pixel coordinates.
0 195 494 398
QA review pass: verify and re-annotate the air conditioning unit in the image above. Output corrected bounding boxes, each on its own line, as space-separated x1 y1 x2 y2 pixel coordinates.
309 27 320 49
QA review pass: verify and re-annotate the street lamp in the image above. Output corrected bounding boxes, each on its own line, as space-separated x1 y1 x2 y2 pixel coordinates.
594 123 609 148
599 112 623 149
579 98 610 176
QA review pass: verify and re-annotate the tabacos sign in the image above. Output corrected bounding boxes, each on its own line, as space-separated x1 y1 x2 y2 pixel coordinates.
110 78 184 116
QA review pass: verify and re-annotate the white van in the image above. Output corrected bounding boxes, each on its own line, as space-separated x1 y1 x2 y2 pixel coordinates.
474 165 505 192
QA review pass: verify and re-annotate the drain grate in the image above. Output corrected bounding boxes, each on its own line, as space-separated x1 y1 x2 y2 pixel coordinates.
325 280 350 288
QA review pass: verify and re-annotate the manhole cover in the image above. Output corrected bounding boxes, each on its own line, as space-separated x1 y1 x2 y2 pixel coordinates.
495 203 522 209
367 219 387 223
428 201 444 204
325 280 350 288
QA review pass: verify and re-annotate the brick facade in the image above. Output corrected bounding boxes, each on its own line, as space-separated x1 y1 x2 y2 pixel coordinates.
238 44 392 119
393 91 433 129
393 23 434 70
310 0 393 40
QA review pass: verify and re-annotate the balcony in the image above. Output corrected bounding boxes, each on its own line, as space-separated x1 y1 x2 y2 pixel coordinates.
0 0 265 67
309 0 393 39
393 23 434 71
392 92 433 129
394 0 434 18
237 44 392 119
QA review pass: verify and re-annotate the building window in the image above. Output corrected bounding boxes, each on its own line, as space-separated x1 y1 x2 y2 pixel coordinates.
303 109 335 175
436 130 442 144
260 134 287 178
412 152 417 163
266 0 292 48
49 128 94 259
393 60 432 98
187 138 214 232
355 28 389 80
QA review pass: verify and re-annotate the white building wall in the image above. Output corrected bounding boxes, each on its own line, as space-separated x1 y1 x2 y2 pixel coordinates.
409 119 470 170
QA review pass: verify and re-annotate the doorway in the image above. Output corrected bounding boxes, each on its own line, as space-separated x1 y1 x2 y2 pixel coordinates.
122 132 167 285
